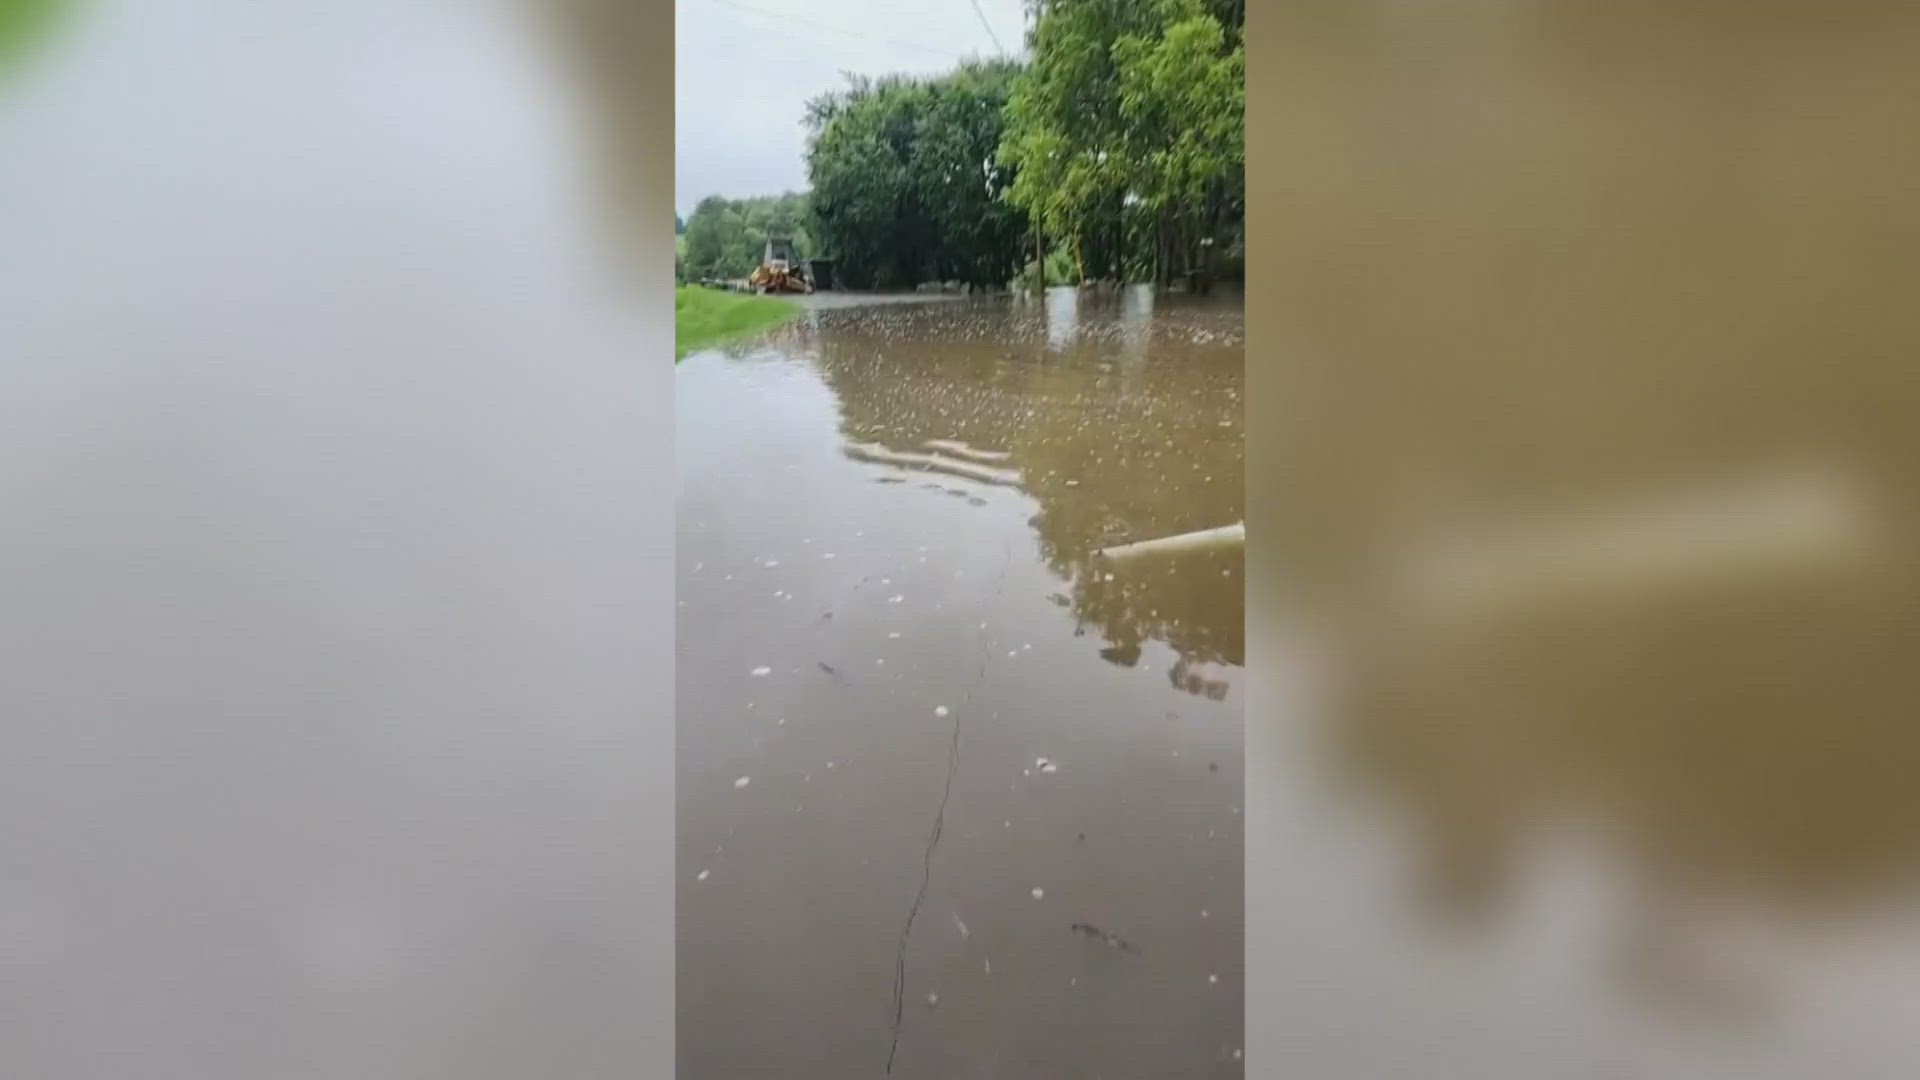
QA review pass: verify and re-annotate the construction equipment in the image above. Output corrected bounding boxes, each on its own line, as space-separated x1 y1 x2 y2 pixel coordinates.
748 235 814 295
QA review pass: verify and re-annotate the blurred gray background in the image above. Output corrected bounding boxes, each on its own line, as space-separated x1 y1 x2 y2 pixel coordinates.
0 1 674 1076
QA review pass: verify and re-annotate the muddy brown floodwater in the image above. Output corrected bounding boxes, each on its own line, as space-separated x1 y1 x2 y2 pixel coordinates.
677 288 1245 1077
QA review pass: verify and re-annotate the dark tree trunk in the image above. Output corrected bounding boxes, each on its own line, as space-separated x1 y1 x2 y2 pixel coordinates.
1154 212 1169 295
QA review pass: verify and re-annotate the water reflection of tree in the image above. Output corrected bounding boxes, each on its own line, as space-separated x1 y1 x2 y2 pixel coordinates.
806 298 1245 682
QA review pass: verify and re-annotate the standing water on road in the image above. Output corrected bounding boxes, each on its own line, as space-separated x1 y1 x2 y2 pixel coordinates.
677 289 1244 1077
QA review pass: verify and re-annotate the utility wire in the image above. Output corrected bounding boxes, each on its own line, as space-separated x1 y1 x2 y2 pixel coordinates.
968 0 1006 54
706 0 970 62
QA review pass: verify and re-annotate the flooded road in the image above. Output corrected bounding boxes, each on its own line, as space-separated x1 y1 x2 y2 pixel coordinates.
676 290 1245 1077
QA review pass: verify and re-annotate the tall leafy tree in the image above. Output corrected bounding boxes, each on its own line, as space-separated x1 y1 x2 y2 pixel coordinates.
1115 0 1244 288
1000 0 1148 280
1000 0 1243 290
907 61 1030 287
806 63 1029 290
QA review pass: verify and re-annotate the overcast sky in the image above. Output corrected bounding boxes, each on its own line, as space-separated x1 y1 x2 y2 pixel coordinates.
675 0 1029 216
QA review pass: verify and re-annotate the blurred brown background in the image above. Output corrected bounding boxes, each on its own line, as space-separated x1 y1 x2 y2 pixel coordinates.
1248 2 1920 1076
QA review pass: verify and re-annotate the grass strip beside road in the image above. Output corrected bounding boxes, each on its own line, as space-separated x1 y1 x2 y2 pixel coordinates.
676 286 802 361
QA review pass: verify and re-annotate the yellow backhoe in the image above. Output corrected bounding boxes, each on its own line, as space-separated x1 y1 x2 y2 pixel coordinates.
747 235 814 295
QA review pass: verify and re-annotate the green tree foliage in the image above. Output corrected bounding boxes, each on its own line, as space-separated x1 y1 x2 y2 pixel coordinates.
805 61 1029 290
1 0 66 71
1000 0 1244 289
679 192 814 282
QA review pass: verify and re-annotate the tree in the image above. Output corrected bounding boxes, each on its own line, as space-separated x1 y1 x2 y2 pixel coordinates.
999 0 1243 291
909 62 1031 288
679 192 815 281
1115 0 1244 290
805 63 1029 290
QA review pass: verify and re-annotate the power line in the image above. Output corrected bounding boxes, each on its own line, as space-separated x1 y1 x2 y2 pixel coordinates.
705 0 970 62
968 0 1006 54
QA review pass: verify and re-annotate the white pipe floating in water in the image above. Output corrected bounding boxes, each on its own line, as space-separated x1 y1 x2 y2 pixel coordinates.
1096 521 1245 560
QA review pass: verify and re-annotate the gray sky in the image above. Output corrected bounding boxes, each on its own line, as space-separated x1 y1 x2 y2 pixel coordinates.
675 0 1029 216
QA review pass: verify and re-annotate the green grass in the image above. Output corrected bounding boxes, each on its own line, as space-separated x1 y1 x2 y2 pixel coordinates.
676 286 802 361
1 0 65 72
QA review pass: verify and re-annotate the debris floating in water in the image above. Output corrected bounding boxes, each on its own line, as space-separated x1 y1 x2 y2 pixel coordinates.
952 913 969 940
733 776 751 789
1031 887 1045 900
888 595 905 604
984 958 991 974
1200 909 1210 919
1072 921 1143 954
935 705 949 717
888 631 902 639
762 559 779 568
1209 974 1219 984
750 666 771 677
925 991 939 1008
696 870 709 882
